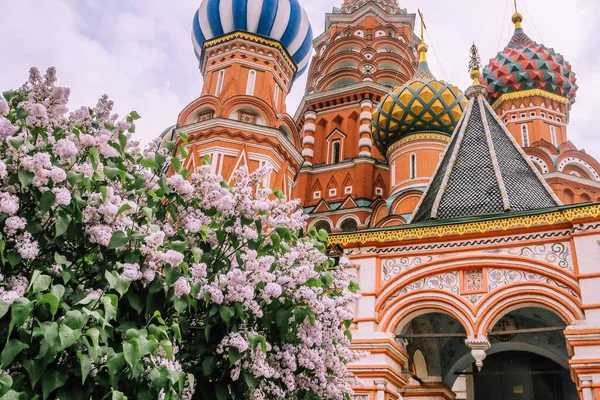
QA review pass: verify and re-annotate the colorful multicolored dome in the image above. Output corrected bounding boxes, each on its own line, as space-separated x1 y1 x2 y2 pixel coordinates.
483 13 578 106
371 43 467 155
192 0 313 77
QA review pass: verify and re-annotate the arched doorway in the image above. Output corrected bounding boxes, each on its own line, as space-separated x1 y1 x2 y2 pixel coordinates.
447 307 578 400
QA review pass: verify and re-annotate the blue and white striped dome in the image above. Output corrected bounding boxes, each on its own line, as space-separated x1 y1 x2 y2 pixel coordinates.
192 0 313 78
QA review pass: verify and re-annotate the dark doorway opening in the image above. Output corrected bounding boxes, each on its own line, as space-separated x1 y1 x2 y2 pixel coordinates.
473 351 577 400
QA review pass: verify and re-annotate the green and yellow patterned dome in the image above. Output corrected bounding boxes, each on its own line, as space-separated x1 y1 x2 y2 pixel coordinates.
371 42 467 155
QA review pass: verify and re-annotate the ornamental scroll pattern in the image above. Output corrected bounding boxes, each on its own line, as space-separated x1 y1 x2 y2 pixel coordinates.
380 241 572 285
381 268 578 310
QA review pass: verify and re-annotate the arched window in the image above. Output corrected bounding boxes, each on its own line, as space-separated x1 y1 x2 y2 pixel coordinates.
331 140 341 164
391 161 396 186
550 125 557 146
313 220 331 233
246 70 256 96
340 218 358 233
521 124 530 147
215 70 225 96
410 153 417 180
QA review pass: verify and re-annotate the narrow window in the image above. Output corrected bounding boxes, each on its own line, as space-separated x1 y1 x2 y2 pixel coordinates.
215 70 225 96
521 124 530 147
273 84 280 108
410 153 417 180
332 141 341 164
550 125 557 146
246 70 256 96
391 161 396 185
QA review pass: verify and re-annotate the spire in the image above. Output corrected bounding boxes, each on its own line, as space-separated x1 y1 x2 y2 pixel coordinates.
512 0 523 30
409 46 560 223
468 42 482 86
413 9 434 81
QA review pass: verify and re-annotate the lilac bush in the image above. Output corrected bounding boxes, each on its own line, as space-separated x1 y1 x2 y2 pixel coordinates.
0 68 360 399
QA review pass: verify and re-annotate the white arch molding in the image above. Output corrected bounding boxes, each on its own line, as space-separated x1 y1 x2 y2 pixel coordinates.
558 157 600 180
443 342 571 387
335 214 361 229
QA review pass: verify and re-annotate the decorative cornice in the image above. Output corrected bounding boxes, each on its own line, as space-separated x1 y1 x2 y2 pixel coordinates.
386 132 450 155
491 89 570 110
328 204 600 246
203 31 297 73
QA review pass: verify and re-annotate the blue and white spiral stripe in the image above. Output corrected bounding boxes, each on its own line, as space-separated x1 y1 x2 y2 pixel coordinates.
192 0 313 78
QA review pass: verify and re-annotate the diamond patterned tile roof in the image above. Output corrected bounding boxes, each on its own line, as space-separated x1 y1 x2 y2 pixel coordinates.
482 25 578 105
410 85 560 223
371 46 467 155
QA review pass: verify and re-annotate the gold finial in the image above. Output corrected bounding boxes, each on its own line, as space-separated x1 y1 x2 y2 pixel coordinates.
417 9 428 63
512 0 523 29
469 42 482 86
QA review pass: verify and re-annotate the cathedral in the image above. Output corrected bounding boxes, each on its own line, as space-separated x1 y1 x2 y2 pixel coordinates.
163 0 600 398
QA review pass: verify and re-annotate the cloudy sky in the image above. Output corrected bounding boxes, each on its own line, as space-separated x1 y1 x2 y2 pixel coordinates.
1 0 599 157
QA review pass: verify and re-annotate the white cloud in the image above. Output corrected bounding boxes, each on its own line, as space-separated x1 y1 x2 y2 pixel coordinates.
1 0 598 159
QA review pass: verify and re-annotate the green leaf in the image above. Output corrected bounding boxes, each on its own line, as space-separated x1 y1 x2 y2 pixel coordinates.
0 369 12 396
160 340 173 360
243 372 259 390
31 273 52 294
202 357 216 377
174 298 187 313
123 342 140 371
77 351 92 384
106 351 125 376
116 204 132 216
108 231 129 249
58 324 78 349
89 147 99 170
191 247 203 263
171 157 181 173
6 252 20 267
1 340 29 368
105 270 131 297
171 324 182 342
112 390 128 400
17 169 34 187
104 167 120 180
0 302 9 319
130 111 141 120
54 252 71 267
40 191 56 215
42 370 68 400
126 290 144 314
141 207 153 220
9 138 24 150
63 310 87 330
140 158 158 169
22 359 44 388
219 306 235 325
9 298 33 335
215 385 228 400
67 171 85 186
317 229 328 242
179 132 189 144
199 226 211 242
55 212 71 238
248 333 266 353
39 293 59 316
178 145 189 158
344 329 352 341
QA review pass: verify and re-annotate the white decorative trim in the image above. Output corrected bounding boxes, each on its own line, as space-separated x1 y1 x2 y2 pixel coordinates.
302 148 314 157
359 137 373 148
177 118 303 165
359 124 371 134
360 99 373 109
558 157 600 181
304 111 317 120
302 135 315 146
359 150 372 157
360 111 372 121
304 122 316 133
